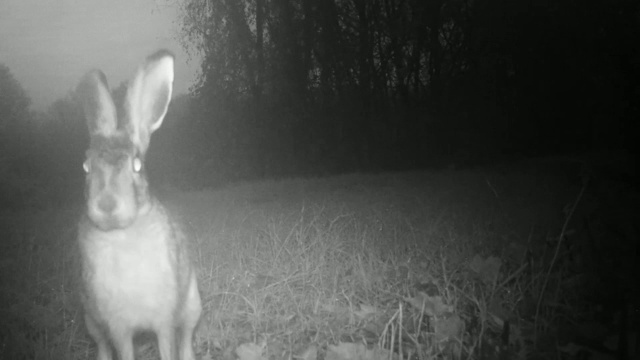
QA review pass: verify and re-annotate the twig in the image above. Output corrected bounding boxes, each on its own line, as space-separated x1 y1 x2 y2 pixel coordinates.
485 177 499 199
533 178 589 346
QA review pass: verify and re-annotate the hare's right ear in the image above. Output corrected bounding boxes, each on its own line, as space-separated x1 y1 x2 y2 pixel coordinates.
124 50 174 154
78 70 117 136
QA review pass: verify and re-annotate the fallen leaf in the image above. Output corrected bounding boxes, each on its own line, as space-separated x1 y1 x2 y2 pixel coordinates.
468 255 502 285
236 340 267 360
434 314 464 342
297 345 317 360
414 281 439 296
199 351 214 360
353 304 377 320
405 293 452 316
504 242 528 264
325 342 398 360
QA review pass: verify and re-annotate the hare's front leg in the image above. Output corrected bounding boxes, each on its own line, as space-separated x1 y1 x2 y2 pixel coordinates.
156 323 176 360
111 328 135 360
179 273 202 360
84 314 113 360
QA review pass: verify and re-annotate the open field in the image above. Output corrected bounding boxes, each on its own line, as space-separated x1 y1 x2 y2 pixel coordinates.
1 158 637 360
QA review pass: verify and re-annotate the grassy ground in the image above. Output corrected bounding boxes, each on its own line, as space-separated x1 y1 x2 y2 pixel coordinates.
1 159 637 360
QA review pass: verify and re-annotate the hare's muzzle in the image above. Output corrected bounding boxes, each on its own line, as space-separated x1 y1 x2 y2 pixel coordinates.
84 153 142 231
97 194 117 214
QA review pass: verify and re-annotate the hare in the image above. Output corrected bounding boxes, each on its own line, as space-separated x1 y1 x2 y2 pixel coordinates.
77 50 202 360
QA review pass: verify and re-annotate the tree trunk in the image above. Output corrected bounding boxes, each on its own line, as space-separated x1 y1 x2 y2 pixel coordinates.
427 0 444 113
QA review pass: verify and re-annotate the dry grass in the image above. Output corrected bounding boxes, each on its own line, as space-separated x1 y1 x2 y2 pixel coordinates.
1 164 636 360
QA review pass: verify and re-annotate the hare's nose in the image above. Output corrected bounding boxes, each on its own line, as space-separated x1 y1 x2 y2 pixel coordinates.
98 195 117 214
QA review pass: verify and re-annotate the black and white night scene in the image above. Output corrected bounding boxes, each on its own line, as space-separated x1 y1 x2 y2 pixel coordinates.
0 0 638 359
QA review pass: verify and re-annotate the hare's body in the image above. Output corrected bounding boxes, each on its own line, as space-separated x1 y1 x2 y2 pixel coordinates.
79 202 201 360
78 51 201 360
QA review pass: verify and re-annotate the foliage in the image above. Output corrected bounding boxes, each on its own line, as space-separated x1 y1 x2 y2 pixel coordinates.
34 94 88 204
0 62 87 210
0 64 34 209
0 63 31 131
177 0 640 180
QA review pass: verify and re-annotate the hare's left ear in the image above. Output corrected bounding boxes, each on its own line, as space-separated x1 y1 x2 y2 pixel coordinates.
78 70 117 137
125 50 174 153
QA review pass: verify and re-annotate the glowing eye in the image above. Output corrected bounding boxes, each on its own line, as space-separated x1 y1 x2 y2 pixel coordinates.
133 158 142 172
83 160 90 173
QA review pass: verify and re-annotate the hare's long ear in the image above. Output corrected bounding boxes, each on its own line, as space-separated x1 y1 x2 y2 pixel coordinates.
125 50 174 153
78 70 117 137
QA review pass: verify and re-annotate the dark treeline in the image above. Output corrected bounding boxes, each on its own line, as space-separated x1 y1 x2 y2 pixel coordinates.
1 0 639 208
176 0 639 178
0 68 86 208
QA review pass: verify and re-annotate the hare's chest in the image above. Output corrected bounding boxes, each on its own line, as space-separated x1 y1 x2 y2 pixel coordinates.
84 227 178 324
